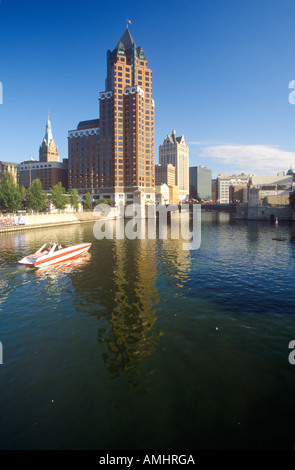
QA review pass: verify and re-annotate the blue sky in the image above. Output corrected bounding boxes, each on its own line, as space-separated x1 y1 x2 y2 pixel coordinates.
1 0 295 177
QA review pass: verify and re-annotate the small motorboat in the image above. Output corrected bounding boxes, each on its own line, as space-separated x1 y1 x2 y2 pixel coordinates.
18 242 92 268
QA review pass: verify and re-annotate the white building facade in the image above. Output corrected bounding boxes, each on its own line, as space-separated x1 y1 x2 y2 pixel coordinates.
159 130 189 201
217 173 249 203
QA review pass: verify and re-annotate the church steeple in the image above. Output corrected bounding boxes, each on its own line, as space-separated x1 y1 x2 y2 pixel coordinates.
44 112 54 146
39 113 59 163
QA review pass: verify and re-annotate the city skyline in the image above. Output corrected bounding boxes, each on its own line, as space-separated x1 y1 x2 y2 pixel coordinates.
1 0 295 178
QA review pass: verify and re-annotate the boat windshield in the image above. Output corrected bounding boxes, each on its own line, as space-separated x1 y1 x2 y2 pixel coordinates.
43 243 64 252
44 243 56 251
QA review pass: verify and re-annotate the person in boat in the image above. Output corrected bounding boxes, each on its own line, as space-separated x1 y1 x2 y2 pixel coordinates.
44 243 53 252
43 243 63 253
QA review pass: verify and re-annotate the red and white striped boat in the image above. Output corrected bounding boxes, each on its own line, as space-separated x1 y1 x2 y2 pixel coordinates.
18 242 92 268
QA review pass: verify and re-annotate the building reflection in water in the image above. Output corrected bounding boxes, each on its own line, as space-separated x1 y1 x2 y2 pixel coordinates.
70 217 192 388
96 219 161 388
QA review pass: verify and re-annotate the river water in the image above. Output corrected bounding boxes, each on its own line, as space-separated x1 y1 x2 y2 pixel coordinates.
1 211 295 450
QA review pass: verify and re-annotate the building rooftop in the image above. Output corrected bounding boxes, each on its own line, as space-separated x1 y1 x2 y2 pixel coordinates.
77 119 100 130
250 175 292 186
112 28 147 60
115 28 136 51
0 160 19 167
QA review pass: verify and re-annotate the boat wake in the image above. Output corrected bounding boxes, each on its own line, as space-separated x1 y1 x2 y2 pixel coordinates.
33 252 91 279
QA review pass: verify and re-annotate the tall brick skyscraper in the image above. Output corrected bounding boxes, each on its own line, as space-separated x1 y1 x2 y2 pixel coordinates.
99 28 155 204
68 28 155 205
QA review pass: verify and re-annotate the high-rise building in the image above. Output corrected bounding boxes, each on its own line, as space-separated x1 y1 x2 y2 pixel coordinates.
189 165 212 201
68 28 155 206
155 163 176 187
39 114 59 163
68 119 100 197
100 28 155 205
159 130 189 201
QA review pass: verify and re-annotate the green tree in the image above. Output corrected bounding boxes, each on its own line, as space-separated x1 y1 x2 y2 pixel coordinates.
69 188 80 211
96 198 115 207
28 179 47 212
83 193 92 210
0 172 25 212
50 182 66 210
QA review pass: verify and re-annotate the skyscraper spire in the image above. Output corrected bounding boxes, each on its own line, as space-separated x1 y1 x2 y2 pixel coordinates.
115 27 136 52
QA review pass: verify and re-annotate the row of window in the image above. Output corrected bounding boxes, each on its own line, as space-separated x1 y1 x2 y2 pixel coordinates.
69 130 99 138
19 164 53 170
69 165 153 173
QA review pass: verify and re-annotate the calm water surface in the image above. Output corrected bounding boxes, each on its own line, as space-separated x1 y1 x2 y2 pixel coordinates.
1 212 295 450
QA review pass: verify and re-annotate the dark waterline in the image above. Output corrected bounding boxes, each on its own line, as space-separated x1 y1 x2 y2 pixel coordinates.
1 212 295 450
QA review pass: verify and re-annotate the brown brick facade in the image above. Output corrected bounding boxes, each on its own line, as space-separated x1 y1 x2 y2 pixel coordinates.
68 28 155 205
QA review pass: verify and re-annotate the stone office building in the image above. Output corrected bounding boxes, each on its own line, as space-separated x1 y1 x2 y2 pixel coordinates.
0 161 18 184
159 130 189 201
155 163 176 187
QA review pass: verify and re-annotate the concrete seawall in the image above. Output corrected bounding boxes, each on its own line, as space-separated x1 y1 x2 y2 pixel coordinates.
236 204 295 221
0 205 190 233
0 208 120 233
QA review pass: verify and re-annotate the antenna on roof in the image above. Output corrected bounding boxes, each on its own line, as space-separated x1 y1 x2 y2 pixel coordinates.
127 19 131 29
